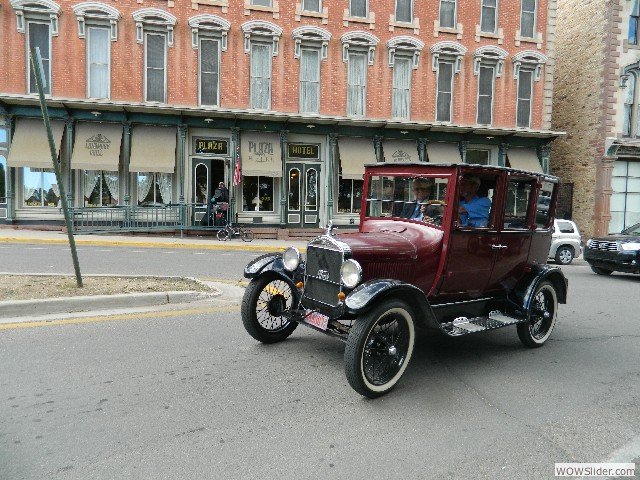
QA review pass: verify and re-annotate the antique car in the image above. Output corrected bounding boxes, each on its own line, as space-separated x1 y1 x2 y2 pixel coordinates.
241 164 568 398
583 222 640 275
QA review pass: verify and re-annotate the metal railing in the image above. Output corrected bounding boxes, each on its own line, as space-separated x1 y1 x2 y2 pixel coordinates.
70 203 229 234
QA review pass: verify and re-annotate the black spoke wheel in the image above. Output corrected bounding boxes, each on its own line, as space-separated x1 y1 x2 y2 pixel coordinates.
555 246 574 265
344 300 415 398
241 273 298 344
589 265 613 275
242 229 255 242
517 281 558 348
217 228 229 241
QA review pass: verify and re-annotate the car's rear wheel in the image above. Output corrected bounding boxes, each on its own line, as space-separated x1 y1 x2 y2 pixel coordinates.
555 245 574 265
241 273 298 344
589 265 613 275
344 300 415 398
517 281 558 348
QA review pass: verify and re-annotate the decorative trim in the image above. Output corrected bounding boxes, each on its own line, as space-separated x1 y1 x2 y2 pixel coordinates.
191 0 228 12
387 35 425 69
292 26 331 59
472 45 508 76
512 50 548 80
73 2 121 41
341 31 380 64
430 41 467 73
241 20 283 56
132 8 177 47
188 14 230 50
10 0 61 35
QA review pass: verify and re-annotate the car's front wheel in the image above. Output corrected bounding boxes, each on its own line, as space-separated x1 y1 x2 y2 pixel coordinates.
589 265 613 275
241 273 298 344
344 300 415 398
517 281 558 348
555 245 574 265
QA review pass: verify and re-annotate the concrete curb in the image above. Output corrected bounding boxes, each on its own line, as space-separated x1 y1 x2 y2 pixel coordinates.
0 290 220 320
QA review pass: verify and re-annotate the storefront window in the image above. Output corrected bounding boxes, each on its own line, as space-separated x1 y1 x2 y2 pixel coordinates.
23 168 60 207
137 172 172 206
83 171 119 206
243 176 274 211
338 177 363 213
0 155 6 203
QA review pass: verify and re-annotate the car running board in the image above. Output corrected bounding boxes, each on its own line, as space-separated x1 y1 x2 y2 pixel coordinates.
441 311 526 337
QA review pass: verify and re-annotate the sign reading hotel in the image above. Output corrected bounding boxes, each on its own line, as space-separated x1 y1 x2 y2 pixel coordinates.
194 137 229 155
85 133 112 157
288 143 319 160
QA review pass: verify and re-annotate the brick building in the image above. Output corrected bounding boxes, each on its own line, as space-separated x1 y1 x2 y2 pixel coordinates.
553 0 640 238
1 0 561 232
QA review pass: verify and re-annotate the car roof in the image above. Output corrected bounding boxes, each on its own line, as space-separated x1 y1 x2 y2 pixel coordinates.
364 162 559 183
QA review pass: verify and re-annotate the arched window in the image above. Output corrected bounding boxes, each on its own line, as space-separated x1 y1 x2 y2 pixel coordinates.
512 50 547 128
292 27 331 114
387 36 424 120
341 31 380 117
189 15 230 107
430 41 467 123
473 46 507 126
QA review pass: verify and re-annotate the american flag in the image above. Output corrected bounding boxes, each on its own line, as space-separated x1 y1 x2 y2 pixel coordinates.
233 145 241 186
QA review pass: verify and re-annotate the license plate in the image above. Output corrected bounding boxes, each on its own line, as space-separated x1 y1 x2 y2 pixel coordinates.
304 310 329 331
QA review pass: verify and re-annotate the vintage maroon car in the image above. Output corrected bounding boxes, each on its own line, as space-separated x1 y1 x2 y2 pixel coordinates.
241 164 568 397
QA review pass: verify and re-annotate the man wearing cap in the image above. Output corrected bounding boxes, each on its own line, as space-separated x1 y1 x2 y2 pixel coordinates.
459 174 491 227
214 181 229 203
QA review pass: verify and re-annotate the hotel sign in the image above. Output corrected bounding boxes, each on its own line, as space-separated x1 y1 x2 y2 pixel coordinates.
194 137 229 155
288 143 319 160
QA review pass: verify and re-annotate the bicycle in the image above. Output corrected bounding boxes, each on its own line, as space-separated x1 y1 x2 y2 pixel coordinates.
217 222 255 242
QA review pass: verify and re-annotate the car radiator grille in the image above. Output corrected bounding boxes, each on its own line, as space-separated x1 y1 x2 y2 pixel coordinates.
303 244 343 309
589 240 619 251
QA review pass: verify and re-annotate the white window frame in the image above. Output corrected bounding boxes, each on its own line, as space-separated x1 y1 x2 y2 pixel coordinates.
476 65 495 126
516 68 534 128
25 20 51 95
435 59 454 123
480 0 498 34
299 47 321 114
391 55 413 120
439 0 457 29
520 0 537 39
86 26 111 99
249 41 273 110
144 31 167 103
301 0 321 12
346 50 368 116
395 0 413 24
198 36 221 107
349 0 368 18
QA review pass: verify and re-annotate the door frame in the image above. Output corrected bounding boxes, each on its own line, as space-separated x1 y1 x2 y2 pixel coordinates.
285 161 322 228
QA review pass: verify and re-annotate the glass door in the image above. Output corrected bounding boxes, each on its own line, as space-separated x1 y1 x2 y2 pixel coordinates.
286 162 321 228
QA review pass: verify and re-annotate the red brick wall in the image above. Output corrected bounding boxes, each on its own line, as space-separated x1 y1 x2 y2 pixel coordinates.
0 0 550 130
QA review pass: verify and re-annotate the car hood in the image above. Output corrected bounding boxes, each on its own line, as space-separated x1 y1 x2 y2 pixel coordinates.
334 231 418 262
590 234 640 243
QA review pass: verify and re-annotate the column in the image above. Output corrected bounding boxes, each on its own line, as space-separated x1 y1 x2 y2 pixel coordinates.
417 137 428 162
231 127 239 224
536 143 551 174
177 124 187 204
64 117 74 209
459 140 469 163
122 122 131 205
2 115 15 223
374 135 384 162
498 143 509 167
327 133 338 224
279 129 288 227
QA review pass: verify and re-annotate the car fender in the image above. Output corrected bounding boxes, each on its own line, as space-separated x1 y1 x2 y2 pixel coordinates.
244 253 292 279
511 264 568 313
344 279 440 328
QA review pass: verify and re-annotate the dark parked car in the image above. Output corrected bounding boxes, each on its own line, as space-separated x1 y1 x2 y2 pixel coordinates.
241 164 568 397
584 223 640 275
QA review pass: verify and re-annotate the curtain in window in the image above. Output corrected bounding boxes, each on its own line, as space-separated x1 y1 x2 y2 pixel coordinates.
158 173 172 203
83 171 100 202
347 52 367 116
146 33 166 102
392 57 411 119
516 70 533 128
624 74 635 136
250 43 272 110
28 22 50 94
436 62 453 122
480 0 497 33
300 49 320 113
395 0 412 22
520 0 536 38
104 172 119 205
350 0 367 17
477 66 494 125
439 0 456 29
137 173 153 203
88 28 109 99
302 0 321 12
200 38 219 106
23 169 38 202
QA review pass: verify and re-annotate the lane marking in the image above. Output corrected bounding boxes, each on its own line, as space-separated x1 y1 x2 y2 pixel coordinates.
0 306 239 330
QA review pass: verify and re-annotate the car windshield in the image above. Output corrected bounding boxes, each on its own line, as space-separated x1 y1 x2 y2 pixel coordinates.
621 223 640 235
365 175 449 219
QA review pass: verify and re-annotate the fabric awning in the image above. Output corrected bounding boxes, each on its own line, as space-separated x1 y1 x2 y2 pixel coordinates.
507 147 542 173
383 140 418 163
7 118 65 168
426 142 461 163
240 131 282 177
129 126 177 173
338 137 376 180
71 122 122 171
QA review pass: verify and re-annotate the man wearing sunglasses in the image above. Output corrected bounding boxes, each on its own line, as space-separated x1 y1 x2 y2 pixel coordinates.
399 178 433 220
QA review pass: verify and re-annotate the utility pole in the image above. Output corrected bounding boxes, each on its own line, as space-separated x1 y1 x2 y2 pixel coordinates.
30 47 83 288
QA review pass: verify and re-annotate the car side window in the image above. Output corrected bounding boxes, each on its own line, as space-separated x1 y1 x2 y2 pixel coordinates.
557 220 574 233
503 178 534 229
535 180 555 229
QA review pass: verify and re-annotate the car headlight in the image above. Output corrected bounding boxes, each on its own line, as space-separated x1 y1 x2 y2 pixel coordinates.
282 247 301 271
340 259 362 288
620 242 640 251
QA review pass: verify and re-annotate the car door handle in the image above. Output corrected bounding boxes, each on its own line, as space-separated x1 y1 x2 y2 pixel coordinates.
491 244 508 249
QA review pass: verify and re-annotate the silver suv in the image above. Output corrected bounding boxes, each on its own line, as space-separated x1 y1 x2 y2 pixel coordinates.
549 219 582 264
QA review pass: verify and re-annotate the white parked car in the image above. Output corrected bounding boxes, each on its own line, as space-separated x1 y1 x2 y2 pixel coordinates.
549 219 582 265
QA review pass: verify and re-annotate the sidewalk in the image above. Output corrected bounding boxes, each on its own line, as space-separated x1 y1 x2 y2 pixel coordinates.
0 227 308 322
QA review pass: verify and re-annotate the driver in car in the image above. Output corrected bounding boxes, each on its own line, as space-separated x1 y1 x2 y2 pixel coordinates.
399 178 434 220
459 174 491 227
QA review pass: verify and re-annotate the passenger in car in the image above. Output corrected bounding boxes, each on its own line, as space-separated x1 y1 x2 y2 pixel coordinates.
459 175 491 227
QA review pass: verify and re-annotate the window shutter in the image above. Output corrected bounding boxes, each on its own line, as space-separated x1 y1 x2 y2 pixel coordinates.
146 33 166 102
347 52 367 116
28 23 50 94
251 43 272 110
477 66 493 125
200 38 219 106
439 0 456 29
88 27 109 99
392 57 411 119
300 49 320 113
516 70 533 128
436 62 453 122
